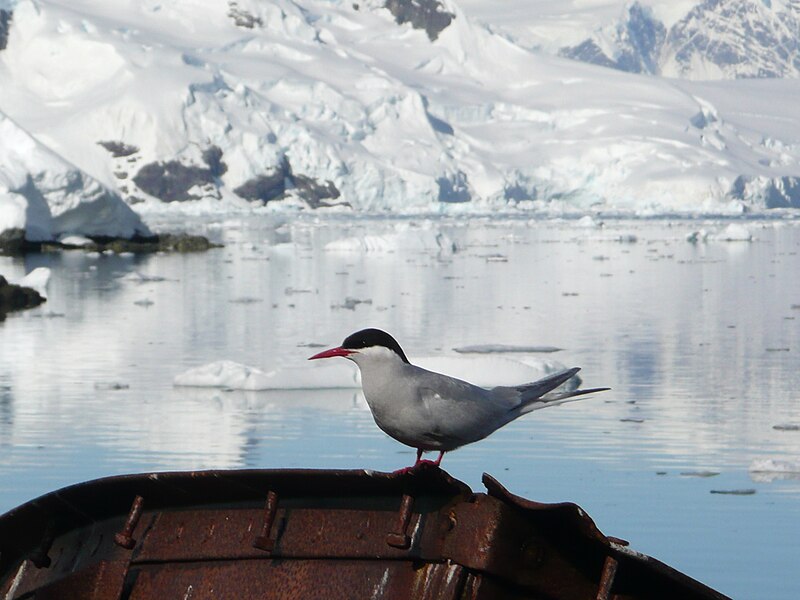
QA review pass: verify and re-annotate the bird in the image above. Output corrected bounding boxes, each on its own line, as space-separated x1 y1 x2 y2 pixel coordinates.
309 328 609 471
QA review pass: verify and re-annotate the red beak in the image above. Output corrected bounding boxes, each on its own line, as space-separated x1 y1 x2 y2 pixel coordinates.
308 346 355 360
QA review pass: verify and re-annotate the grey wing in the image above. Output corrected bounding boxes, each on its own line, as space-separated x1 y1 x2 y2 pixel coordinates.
415 372 509 448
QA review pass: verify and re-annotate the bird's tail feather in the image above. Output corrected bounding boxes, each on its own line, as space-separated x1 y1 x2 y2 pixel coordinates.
514 367 580 404
512 367 609 415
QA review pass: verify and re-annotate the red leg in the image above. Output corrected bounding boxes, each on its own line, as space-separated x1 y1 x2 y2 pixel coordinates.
392 449 444 475
392 449 425 475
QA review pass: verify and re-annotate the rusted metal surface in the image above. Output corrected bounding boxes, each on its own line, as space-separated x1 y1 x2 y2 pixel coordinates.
114 495 144 549
596 556 619 600
252 490 278 552
0 468 731 600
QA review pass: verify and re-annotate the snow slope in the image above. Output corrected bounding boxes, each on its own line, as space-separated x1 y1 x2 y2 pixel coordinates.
0 110 149 241
1 0 800 225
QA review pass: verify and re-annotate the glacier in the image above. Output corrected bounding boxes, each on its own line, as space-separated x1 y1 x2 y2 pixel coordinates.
1 0 800 237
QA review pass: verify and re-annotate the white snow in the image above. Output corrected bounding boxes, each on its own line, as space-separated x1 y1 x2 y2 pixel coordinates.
0 111 150 242
324 225 457 254
712 223 753 242
1 0 800 219
173 355 575 391
453 344 563 354
750 458 800 474
749 458 800 482
173 360 361 391
17 267 51 298
58 235 94 247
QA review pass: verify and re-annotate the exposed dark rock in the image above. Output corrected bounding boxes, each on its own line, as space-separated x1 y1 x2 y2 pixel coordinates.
385 0 454 41
98 140 139 158
155 233 220 252
614 3 666 74
133 160 216 202
43 233 221 254
293 174 341 208
0 9 11 52
228 2 263 28
0 276 46 321
437 172 471 203
234 157 342 207
0 228 25 255
561 4 665 74
202 145 227 177
234 172 287 202
504 183 536 202
234 157 292 202
560 39 618 70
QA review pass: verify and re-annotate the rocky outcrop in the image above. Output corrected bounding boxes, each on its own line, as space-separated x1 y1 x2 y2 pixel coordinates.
234 157 341 207
560 39 618 70
560 3 665 75
385 0 454 41
0 9 11 52
98 140 139 158
227 2 262 29
0 276 45 321
437 171 471 203
133 146 227 202
560 0 800 79
47 232 220 254
292 174 341 208
0 228 25 255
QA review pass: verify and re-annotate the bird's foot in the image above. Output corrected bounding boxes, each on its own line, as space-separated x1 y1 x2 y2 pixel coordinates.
391 465 417 476
391 460 440 476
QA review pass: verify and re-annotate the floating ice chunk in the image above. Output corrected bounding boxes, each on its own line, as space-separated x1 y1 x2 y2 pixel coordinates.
750 459 800 482
576 216 602 228
19 267 51 298
94 382 130 390
173 356 575 391
122 271 170 283
415 356 576 389
453 344 563 354
679 470 720 478
59 234 94 247
173 360 361 390
772 423 800 431
713 224 752 242
686 229 710 243
750 459 800 473
616 234 638 243
325 229 457 254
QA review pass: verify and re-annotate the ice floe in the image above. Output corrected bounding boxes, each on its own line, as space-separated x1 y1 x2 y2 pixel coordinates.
173 355 577 391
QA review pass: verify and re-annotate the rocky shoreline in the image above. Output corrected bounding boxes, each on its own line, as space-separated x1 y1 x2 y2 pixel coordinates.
0 231 221 256
0 276 45 321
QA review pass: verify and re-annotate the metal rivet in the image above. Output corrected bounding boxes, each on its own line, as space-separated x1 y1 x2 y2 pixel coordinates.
386 494 414 549
253 490 279 551
114 495 144 549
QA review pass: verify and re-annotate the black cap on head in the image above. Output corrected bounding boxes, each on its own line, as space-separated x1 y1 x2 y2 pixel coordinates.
341 328 410 364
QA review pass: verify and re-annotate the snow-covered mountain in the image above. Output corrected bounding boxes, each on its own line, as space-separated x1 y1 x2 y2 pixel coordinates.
2 0 800 240
560 0 800 80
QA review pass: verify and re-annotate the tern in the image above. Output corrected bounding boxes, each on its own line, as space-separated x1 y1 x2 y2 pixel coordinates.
309 328 609 471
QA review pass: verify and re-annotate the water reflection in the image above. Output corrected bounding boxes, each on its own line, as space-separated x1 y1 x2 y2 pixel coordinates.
1 217 800 599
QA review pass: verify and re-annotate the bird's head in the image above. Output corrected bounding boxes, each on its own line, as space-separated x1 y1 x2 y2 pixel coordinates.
308 328 410 365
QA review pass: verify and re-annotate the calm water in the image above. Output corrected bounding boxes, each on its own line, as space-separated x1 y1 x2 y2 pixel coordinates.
2 215 800 599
